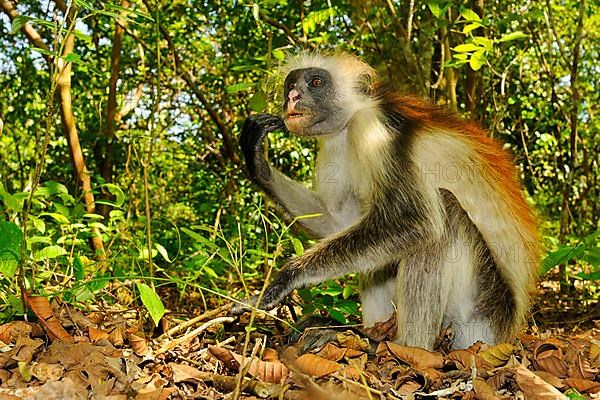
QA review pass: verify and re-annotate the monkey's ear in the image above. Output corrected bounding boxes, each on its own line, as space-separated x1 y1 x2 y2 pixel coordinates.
357 72 375 96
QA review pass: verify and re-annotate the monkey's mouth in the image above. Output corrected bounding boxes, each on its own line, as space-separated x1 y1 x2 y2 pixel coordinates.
285 112 305 119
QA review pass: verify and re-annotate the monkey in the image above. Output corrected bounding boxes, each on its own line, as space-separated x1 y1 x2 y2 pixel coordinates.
235 52 539 350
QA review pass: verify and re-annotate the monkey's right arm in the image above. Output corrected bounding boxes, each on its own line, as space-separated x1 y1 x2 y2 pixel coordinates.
240 114 338 238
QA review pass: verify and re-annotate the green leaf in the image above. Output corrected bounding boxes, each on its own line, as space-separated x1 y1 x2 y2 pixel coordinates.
292 238 304 256
40 212 70 225
335 299 359 315
73 255 85 280
181 227 216 249
97 183 125 207
65 53 82 65
472 36 493 51
540 245 585 275
342 285 355 299
248 90 267 112
226 82 254 94
498 31 528 43
155 243 172 262
576 271 600 280
0 221 23 277
137 283 165 327
11 15 32 33
298 287 313 302
31 47 55 57
583 248 600 267
460 8 481 22
329 309 347 324
302 8 335 34
252 3 260 21
463 22 482 34
454 43 482 53
469 50 487 71
427 1 443 18
272 49 286 61
35 245 67 260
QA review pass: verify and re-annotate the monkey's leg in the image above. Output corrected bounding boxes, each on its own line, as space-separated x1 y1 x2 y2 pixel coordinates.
441 189 508 348
394 248 450 349
360 263 398 328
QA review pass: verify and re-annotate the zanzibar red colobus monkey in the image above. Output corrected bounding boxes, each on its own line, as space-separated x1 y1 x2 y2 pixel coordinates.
235 52 539 349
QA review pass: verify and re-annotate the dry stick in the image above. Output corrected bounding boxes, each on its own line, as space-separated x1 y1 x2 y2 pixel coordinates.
157 303 232 341
155 316 235 356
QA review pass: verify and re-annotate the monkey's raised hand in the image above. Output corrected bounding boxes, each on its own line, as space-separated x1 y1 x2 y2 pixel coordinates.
240 114 285 183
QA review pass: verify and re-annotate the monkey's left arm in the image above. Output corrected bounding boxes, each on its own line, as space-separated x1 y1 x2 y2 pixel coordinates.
233 183 439 313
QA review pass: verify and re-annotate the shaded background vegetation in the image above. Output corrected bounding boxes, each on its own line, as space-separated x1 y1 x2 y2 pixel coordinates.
0 0 598 325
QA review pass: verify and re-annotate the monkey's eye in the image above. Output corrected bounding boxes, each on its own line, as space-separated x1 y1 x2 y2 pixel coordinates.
287 81 296 90
310 77 323 87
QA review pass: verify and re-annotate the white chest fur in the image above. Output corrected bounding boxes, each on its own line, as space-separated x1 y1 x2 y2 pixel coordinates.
314 132 364 232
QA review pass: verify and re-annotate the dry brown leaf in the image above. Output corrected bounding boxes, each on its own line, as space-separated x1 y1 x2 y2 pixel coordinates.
209 346 289 383
362 312 396 341
169 363 211 383
89 327 110 343
336 330 370 351
479 343 516 367
0 322 44 344
446 349 493 372
108 322 126 347
378 341 444 369
25 295 73 343
0 334 44 369
31 362 65 383
263 348 279 362
127 328 149 356
515 365 567 399
317 342 364 361
564 344 597 379
564 378 600 394
532 340 568 378
134 387 178 400
338 366 362 381
589 340 600 363
294 353 341 377
395 370 426 395
208 346 240 370
473 377 501 400
486 369 513 390
534 371 565 389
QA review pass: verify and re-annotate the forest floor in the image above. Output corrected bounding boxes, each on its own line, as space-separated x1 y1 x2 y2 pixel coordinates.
0 279 599 400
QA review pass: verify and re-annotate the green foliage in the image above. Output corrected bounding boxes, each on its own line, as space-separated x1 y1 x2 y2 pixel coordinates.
298 281 359 324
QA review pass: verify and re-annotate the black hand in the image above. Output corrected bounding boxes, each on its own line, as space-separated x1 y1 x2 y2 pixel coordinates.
230 268 295 315
239 114 285 183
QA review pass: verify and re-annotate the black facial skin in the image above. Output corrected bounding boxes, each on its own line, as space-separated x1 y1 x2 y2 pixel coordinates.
282 67 346 136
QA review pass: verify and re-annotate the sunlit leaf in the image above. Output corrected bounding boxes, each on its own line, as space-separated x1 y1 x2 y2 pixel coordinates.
454 43 482 52
498 31 528 42
35 245 68 260
0 221 22 277
460 8 481 22
469 50 487 71
137 283 165 327
155 243 172 262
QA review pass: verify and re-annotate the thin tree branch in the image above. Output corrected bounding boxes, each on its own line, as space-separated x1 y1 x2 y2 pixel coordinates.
141 0 239 164
0 0 52 63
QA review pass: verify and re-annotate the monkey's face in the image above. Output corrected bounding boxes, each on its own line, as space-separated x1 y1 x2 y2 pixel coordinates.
282 68 346 136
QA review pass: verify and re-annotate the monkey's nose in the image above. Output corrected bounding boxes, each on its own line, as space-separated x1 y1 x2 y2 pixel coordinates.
288 89 301 102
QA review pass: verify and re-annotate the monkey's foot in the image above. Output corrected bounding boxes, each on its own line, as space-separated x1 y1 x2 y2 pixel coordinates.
288 316 375 354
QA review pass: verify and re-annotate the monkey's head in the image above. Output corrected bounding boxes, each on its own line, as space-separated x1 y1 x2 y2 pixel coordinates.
281 52 375 137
